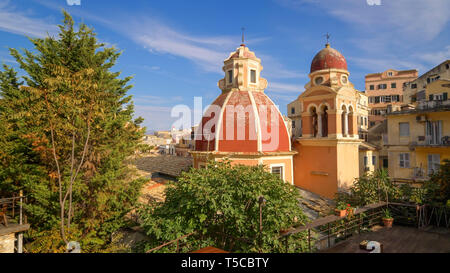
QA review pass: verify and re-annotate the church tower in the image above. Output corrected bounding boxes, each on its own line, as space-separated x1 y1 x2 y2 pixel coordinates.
191 43 296 184
292 43 362 198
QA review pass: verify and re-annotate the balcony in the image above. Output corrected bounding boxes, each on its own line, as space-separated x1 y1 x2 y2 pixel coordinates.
414 136 450 148
0 195 30 253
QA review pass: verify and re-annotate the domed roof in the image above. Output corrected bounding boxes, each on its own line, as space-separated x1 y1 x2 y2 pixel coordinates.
195 90 291 153
310 44 347 73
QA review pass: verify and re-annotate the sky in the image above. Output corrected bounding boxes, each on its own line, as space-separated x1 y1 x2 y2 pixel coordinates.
0 0 449 132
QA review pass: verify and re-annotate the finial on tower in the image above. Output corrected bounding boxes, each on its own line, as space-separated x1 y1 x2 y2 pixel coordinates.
241 27 245 46
325 32 330 48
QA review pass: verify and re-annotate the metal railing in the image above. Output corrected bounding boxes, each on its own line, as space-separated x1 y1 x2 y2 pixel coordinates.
280 202 387 253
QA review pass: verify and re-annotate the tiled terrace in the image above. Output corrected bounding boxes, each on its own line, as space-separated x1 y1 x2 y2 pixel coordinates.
320 225 450 253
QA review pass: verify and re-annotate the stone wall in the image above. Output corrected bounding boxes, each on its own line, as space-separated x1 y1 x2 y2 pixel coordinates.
0 233 15 253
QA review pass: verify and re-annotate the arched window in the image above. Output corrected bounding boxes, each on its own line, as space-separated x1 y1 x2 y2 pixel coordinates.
348 106 354 136
341 105 348 137
320 105 328 137
310 106 318 137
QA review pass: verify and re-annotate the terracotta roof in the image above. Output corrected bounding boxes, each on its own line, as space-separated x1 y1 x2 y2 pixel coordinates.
310 44 347 73
195 90 291 153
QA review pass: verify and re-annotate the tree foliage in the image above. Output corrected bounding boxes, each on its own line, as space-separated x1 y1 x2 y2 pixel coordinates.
336 162 450 207
0 11 145 252
138 160 307 253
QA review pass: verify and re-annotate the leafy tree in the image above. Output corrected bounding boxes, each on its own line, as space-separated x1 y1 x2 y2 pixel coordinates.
424 159 450 206
0 11 145 252
139 160 307 253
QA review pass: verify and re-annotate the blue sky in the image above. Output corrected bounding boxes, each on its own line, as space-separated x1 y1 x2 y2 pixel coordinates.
1 0 449 131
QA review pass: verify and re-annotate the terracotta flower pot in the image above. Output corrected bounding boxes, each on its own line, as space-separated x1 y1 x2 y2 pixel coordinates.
335 209 347 217
382 217 394 228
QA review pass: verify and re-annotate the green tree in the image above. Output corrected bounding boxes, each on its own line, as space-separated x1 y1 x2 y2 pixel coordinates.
0 11 145 252
139 160 307 253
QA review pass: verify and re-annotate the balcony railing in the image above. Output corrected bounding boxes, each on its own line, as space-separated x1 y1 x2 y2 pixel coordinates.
280 202 387 253
0 193 30 253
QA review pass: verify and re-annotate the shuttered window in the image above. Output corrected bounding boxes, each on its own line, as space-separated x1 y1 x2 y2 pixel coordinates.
428 154 440 174
399 153 410 168
399 122 410 137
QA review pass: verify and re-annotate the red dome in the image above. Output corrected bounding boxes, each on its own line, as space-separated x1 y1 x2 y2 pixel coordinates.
195 91 290 153
310 44 347 73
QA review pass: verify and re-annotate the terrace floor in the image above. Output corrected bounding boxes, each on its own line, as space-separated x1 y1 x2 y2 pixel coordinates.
320 225 450 253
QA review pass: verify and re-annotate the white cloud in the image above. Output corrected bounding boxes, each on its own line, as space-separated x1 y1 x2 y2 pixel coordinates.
279 0 450 42
416 46 450 65
0 0 58 38
121 19 238 73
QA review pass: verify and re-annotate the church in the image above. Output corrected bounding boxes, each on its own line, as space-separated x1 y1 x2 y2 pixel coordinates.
191 41 365 199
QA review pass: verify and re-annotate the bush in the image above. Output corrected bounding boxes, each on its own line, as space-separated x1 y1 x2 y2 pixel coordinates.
138 160 308 253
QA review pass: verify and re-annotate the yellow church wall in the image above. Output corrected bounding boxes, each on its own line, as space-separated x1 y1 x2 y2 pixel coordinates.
261 157 294 185
293 142 338 199
336 142 360 190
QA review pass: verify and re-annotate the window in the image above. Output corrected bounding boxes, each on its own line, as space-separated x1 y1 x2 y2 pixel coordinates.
364 156 368 166
292 120 295 129
399 122 410 137
374 96 380 103
271 166 283 180
446 63 450 70
370 121 376 127
399 153 410 168
378 84 387 89
388 72 393 76
364 117 367 126
369 85 374 90
227 70 233 84
428 154 440 174
291 107 295 114
315 76 323 85
426 120 443 145
250 69 256 83
372 156 376 166
391 83 396 89
341 75 348 84
411 83 417 89
384 96 391 103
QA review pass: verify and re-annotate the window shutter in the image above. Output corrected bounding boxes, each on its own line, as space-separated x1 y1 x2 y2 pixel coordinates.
443 92 448 101
429 94 433 101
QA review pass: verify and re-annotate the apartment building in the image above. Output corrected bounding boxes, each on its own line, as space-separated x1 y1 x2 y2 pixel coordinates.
365 69 418 127
386 77 450 183
403 60 450 104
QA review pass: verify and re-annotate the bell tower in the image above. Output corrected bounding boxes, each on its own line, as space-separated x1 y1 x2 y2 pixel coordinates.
292 43 362 198
217 44 267 93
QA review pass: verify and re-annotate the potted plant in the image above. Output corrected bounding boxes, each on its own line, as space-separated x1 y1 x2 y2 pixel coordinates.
335 202 348 217
382 208 394 228
346 204 356 218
